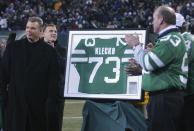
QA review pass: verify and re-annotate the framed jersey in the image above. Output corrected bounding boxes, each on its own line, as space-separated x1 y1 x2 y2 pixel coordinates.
64 29 147 100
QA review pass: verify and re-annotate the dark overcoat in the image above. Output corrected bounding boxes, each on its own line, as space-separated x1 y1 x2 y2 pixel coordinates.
54 42 67 131
0 38 60 131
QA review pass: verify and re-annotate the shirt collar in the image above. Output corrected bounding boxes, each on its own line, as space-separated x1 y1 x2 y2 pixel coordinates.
159 25 177 35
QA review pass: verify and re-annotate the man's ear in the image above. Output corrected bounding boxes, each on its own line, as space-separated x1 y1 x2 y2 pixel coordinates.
159 17 164 25
40 30 44 37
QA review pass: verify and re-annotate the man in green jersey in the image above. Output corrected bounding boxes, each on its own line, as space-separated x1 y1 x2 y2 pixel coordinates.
176 13 194 131
125 6 187 131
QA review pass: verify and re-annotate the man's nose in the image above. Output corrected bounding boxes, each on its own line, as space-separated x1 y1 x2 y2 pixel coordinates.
26 28 31 32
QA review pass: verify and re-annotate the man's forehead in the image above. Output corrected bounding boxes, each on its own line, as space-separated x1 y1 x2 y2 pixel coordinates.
153 9 159 17
45 26 57 31
26 21 39 27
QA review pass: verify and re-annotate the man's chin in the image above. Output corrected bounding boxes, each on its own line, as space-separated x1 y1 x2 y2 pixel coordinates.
27 36 33 39
51 39 57 42
27 37 36 43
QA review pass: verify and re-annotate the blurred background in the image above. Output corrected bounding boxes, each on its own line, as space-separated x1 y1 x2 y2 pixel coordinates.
0 0 194 47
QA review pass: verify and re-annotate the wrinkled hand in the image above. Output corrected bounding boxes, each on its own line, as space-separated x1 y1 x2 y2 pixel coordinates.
125 34 140 48
125 58 142 76
146 42 154 52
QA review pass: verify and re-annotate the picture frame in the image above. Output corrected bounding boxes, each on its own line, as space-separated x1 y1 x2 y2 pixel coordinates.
64 29 147 100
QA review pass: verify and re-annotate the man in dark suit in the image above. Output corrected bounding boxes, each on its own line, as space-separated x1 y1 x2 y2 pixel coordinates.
0 17 60 131
43 23 66 131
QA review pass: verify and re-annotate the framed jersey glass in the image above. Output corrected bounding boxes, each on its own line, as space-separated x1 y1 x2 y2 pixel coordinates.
64 30 147 100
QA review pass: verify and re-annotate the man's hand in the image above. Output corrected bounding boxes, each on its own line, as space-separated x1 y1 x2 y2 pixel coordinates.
146 43 154 52
125 34 140 48
125 58 142 76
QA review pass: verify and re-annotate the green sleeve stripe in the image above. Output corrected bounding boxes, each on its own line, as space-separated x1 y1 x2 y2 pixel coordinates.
148 52 165 68
143 53 154 71
71 58 88 62
72 50 86 54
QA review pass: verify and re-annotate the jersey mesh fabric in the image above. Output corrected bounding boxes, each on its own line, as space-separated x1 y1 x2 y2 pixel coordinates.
72 37 133 94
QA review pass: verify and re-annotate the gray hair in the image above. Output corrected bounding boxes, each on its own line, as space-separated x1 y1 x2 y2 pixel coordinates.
156 6 176 25
27 17 43 29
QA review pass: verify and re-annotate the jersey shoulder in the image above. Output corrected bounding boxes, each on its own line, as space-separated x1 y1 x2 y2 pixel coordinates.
158 32 182 43
182 32 194 42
